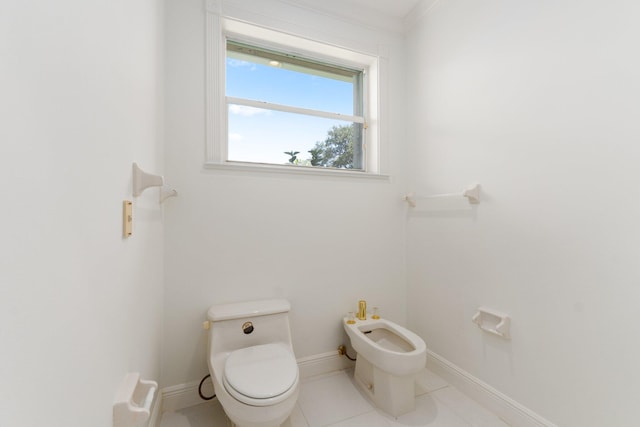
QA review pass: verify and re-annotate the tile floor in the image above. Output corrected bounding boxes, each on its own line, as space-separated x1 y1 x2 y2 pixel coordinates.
158 369 510 427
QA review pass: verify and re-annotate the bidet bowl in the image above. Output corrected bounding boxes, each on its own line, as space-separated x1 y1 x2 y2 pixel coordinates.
344 318 426 376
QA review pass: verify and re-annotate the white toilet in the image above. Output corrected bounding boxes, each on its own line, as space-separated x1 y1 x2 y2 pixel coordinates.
207 299 299 427
344 317 427 417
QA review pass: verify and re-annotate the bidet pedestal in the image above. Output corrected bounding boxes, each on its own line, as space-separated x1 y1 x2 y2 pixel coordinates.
354 355 416 417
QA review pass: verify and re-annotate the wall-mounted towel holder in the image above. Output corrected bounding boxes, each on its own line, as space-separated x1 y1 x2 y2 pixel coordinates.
132 163 177 203
159 185 178 203
472 306 510 339
113 372 157 427
404 184 480 207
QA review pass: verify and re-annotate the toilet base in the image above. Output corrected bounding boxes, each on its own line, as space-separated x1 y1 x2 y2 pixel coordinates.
354 356 417 417
226 416 294 427
223 411 291 427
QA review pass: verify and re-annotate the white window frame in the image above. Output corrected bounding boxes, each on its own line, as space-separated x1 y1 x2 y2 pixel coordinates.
206 14 384 178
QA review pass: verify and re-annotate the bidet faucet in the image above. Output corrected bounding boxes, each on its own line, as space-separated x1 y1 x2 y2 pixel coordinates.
357 300 367 320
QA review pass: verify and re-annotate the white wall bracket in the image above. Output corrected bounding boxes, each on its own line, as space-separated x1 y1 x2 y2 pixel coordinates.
132 163 163 197
113 372 157 427
133 163 178 202
159 185 178 203
463 184 481 204
403 192 417 208
472 307 510 339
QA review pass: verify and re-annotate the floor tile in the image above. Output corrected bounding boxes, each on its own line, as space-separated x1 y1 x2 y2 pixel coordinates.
282 403 310 427
415 368 449 396
157 411 193 427
157 369 508 427
431 387 510 427
380 393 471 427
298 371 374 427
326 410 392 427
158 400 228 427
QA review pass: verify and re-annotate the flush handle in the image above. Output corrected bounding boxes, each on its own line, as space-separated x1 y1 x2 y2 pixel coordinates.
242 322 254 334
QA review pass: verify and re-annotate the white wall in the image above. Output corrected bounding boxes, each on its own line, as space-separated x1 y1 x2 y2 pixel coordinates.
0 1 164 426
162 0 408 387
405 0 640 425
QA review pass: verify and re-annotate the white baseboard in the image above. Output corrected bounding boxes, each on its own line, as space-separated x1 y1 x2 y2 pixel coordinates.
148 391 163 427
426 350 557 427
157 350 351 419
297 350 354 379
160 379 213 413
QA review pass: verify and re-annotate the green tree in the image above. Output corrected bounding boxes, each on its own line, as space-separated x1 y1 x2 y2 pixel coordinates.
284 150 300 164
308 148 323 166
312 125 355 169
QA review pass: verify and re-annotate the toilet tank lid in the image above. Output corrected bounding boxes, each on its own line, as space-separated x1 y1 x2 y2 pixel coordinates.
207 299 291 321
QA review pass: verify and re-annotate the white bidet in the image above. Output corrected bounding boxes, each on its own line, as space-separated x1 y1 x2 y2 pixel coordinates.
344 317 426 417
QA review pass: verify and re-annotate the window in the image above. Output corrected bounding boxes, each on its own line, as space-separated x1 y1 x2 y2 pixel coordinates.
206 17 382 175
226 41 366 170
226 39 365 170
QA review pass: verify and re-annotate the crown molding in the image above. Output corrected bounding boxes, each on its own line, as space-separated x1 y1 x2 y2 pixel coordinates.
207 0 406 36
404 0 443 33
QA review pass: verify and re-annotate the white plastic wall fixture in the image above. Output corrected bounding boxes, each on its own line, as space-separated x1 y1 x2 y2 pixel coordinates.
463 184 480 204
159 185 178 203
113 372 157 427
132 163 164 197
404 183 480 207
403 192 417 208
472 307 510 339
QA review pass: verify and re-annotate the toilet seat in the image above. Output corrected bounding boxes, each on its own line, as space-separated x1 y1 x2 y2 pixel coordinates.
223 343 298 407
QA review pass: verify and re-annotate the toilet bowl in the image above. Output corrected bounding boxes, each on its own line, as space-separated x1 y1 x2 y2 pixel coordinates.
207 299 299 427
344 317 426 417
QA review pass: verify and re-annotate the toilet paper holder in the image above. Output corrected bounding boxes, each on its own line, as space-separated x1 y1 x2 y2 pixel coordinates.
472 307 511 339
113 372 157 427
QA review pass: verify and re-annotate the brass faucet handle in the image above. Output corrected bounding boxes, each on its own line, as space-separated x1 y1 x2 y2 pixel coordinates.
357 300 367 320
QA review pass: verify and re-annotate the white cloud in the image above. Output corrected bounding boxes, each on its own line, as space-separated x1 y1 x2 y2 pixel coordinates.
229 133 243 141
226 59 256 70
229 105 271 117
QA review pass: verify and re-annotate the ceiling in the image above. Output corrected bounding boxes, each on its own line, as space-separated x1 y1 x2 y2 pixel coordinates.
342 0 423 18
290 0 426 33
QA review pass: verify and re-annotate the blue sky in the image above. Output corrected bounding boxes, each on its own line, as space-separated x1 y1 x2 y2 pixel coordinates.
226 59 354 164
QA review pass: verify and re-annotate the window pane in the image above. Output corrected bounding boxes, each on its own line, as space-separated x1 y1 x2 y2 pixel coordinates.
228 104 363 170
226 42 360 116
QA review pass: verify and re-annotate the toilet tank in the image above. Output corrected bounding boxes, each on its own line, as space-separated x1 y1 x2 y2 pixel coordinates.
207 299 294 355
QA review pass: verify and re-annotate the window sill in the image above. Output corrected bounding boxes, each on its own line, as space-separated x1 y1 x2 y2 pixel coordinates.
203 161 391 181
